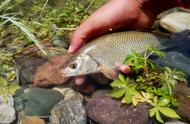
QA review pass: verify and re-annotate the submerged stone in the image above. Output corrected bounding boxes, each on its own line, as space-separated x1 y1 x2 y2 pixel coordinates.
50 99 86 124
86 95 150 124
14 87 64 117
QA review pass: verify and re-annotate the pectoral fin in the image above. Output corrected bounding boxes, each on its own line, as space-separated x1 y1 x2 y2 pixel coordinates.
98 65 120 80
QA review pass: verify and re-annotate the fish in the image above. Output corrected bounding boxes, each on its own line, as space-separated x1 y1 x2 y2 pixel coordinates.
160 12 190 33
60 31 190 79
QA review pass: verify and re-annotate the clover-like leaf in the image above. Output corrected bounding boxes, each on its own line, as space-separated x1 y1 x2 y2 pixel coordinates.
158 98 170 107
159 107 180 119
156 110 164 123
149 107 157 117
111 88 126 98
110 80 125 88
118 74 126 84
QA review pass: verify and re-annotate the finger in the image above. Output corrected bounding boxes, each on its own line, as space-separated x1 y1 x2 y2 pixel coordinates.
68 0 127 54
75 76 86 85
119 65 131 74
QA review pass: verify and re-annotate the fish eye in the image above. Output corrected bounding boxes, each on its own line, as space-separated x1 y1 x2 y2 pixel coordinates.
69 63 77 69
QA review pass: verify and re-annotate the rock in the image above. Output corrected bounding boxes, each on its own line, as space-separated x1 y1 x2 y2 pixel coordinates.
86 95 150 124
15 54 47 86
53 86 84 102
52 35 70 49
20 116 45 124
160 12 190 33
0 104 16 124
174 84 190 122
90 73 111 85
165 120 188 124
14 87 64 117
0 95 16 124
50 100 86 124
33 54 72 87
155 52 190 80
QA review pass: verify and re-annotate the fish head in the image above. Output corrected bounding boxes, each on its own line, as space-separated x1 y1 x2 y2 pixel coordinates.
60 53 98 77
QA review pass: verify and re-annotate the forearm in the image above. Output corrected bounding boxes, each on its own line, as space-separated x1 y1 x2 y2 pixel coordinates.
137 0 190 16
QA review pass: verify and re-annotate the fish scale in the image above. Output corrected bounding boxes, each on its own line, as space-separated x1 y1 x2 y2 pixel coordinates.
77 31 168 68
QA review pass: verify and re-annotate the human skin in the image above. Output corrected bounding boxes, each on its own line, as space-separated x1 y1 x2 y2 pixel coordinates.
68 0 186 85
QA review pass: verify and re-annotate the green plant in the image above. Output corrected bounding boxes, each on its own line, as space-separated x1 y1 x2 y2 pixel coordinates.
110 46 185 123
111 74 139 104
149 96 180 123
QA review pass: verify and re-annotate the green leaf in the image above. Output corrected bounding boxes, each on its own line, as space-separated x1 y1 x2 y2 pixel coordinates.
110 80 125 88
155 110 164 123
119 74 126 83
111 88 126 98
158 98 170 107
124 93 132 104
149 107 157 117
159 107 181 119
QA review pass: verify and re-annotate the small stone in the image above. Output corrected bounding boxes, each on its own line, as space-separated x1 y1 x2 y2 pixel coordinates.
53 86 84 102
0 95 15 124
51 100 86 124
21 116 45 124
0 104 15 124
86 95 150 124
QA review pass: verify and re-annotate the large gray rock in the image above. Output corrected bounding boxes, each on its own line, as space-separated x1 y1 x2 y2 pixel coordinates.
86 95 150 124
14 87 64 117
50 100 86 124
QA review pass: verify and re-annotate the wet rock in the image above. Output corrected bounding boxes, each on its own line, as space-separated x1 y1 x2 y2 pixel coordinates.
50 100 86 124
14 87 64 117
160 12 190 33
155 52 190 79
174 84 190 122
0 96 15 124
33 54 72 87
16 54 47 86
20 116 45 124
86 95 150 124
53 86 84 102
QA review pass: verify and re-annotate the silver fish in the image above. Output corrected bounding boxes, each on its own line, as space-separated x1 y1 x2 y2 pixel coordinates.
160 12 190 33
60 31 186 78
